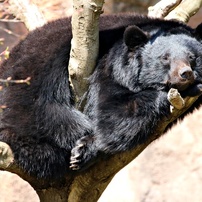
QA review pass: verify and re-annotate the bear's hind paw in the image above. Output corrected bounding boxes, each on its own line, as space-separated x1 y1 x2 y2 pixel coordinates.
0 141 14 169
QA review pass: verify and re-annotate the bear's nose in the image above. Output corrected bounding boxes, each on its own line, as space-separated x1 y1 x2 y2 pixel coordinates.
179 66 194 81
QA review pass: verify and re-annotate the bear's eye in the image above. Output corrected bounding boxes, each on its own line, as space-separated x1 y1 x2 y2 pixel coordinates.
188 53 196 67
160 53 170 64
188 53 195 61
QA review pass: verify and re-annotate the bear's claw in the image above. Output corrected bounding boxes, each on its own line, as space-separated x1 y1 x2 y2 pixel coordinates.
70 136 97 171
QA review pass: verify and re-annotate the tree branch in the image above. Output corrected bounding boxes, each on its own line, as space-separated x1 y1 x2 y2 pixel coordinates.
0 77 31 85
165 0 202 22
7 0 46 30
148 0 202 22
148 0 182 18
68 0 104 109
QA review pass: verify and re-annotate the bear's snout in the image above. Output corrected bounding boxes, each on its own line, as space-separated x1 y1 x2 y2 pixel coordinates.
168 63 195 91
179 66 194 81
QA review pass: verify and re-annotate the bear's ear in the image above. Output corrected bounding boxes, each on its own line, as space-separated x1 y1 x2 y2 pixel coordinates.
124 25 149 49
195 23 202 40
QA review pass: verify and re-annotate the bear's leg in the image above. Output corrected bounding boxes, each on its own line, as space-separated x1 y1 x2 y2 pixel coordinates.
0 130 69 179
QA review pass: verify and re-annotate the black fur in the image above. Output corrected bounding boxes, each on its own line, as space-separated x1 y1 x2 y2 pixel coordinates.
70 15 202 170
0 14 202 178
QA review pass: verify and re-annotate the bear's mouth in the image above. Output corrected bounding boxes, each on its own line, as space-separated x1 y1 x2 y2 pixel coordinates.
169 82 191 92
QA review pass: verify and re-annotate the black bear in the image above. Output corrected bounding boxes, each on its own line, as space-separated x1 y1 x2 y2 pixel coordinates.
0 14 202 179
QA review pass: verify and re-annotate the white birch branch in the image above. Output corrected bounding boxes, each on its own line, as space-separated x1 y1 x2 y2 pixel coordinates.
148 0 182 18
68 0 104 109
165 0 202 22
148 0 202 22
8 0 46 30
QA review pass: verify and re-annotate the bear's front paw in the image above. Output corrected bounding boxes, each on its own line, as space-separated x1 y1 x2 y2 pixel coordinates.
0 141 14 168
70 136 97 171
167 88 185 111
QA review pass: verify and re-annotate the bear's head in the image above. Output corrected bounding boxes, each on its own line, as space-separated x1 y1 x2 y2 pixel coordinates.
121 23 202 93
